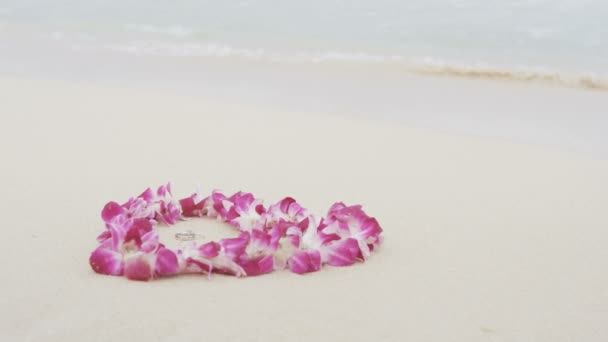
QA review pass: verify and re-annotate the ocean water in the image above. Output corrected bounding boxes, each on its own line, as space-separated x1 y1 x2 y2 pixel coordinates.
1 0 608 88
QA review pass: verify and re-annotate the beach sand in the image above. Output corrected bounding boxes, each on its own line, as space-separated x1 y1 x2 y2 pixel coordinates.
1 75 608 342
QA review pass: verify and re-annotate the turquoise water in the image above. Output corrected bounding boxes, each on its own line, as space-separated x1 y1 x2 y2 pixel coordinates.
1 0 607 85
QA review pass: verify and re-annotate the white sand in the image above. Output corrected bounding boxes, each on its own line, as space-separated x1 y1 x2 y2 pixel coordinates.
1 75 608 342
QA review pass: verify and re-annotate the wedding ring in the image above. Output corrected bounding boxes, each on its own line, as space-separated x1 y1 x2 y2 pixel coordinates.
175 230 200 241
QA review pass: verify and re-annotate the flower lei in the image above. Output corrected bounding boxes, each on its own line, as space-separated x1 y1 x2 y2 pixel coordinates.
90 183 383 281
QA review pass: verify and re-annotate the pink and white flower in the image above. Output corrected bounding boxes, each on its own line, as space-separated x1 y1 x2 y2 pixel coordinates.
224 192 266 231
263 197 309 227
323 203 383 260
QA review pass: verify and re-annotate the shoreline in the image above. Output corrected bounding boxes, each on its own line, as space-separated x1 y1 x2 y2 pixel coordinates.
2 18 608 91
2 53 607 160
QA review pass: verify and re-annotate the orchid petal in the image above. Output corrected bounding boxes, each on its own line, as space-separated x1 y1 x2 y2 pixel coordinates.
289 250 321 274
96 230 111 243
90 246 124 276
179 195 206 217
199 241 221 258
124 253 156 281
101 201 125 223
138 188 155 203
219 232 250 260
155 247 179 276
240 255 274 276
325 238 361 266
